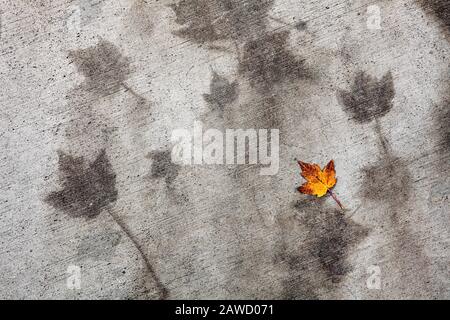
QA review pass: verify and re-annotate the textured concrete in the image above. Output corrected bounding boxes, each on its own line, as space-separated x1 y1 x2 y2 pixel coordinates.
0 0 449 299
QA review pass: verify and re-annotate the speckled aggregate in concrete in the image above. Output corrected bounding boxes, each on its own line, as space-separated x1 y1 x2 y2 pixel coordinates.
0 0 448 299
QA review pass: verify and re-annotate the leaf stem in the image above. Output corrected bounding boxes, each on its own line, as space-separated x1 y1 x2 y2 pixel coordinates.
374 118 391 156
328 190 344 210
122 83 147 105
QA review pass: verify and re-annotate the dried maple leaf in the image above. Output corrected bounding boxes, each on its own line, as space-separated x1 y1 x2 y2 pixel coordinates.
297 160 344 209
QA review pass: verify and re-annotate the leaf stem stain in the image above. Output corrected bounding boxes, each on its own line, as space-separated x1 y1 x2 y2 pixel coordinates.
107 207 169 299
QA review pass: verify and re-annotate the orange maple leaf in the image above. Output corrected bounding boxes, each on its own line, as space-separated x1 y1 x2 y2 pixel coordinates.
297 160 344 209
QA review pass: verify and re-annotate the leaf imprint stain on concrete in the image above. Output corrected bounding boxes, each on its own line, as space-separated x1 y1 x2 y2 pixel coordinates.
275 199 369 298
45 149 118 218
46 149 169 299
169 0 275 44
147 150 180 187
339 71 395 124
69 40 132 97
203 71 239 114
294 200 369 283
238 30 311 89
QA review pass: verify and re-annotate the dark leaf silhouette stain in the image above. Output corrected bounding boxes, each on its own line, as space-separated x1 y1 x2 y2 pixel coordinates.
68 38 151 134
339 71 395 124
169 0 224 44
46 149 168 299
203 71 238 113
169 0 274 44
46 149 117 218
146 149 190 204
294 200 369 283
238 31 311 89
69 39 146 102
69 40 130 96
147 150 180 187
276 199 369 298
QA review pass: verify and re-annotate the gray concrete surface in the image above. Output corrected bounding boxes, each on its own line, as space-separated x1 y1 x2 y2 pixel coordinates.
0 0 449 299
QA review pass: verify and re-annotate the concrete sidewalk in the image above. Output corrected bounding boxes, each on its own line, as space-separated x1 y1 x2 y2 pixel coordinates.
0 0 448 299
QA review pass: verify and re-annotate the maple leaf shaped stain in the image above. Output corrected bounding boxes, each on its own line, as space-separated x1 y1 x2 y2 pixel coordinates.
169 0 224 44
69 40 132 97
297 160 344 209
169 0 274 44
238 30 311 88
46 149 117 218
339 71 395 124
203 71 239 112
46 149 169 299
148 150 180 187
